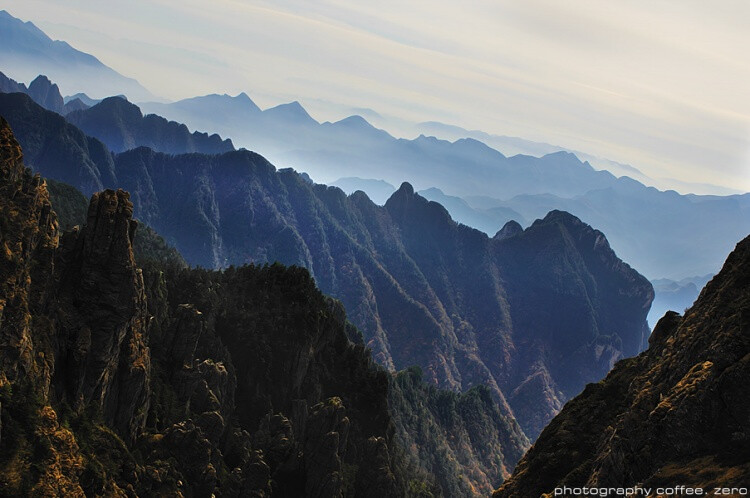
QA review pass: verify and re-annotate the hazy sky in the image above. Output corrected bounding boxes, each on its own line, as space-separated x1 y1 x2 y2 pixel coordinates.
6 0 750 192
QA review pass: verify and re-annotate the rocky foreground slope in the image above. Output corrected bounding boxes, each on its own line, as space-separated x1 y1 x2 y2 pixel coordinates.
495 233 750 496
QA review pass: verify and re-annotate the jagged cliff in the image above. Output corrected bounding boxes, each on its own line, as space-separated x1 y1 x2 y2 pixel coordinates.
0 118 529 496
0 115 151 493
494 235 750 497
0 93 654 442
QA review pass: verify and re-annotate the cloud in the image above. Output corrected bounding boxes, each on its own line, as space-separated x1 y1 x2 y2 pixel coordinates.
5 0 750 191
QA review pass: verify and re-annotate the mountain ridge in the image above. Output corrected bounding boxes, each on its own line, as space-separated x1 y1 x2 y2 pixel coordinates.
0 10 154 101
0 117 531 496
0 93 654 441
66 96 235 154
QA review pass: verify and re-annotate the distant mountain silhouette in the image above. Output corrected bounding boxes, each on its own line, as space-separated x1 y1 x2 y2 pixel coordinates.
331 177 396 205
142 92 261 132
61 97 89 113
0 10 154 101
67 96 234 154
0 70 84 114
64 92 100 107
466 181 750 279
140 93 750 281
647 274 712 327
140 95 618 198
419 187 527 234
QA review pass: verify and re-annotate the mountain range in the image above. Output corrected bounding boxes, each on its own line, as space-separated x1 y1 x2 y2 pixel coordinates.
0 91 653 443
141 94 618 200
416 121 744 196
3 8 748 284
0 10 154 102
1 12 749 496
5 45 745 287
139 93 750 284
0 116 535 496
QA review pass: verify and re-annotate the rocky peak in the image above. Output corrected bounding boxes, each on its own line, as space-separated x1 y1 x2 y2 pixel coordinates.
53 188 150 443
88 96 143 121
81 188 138 267
27 74 64 114
396 181 414 196
0 70 28 94
385 181 453 229
494 220 523 240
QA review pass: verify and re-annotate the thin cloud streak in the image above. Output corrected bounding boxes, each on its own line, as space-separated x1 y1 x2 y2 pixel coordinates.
4 0 750 192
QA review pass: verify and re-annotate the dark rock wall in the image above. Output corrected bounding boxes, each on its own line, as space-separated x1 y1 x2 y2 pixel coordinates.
495 235 750 497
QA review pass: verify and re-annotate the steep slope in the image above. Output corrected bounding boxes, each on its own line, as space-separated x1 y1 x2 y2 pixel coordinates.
0 95 654 440
495 236 750 497
0 92 116 193
0 10 154 101
26 75 64 114
0 118 401 496
0 120 531 496
0 117 150 493
66 96 234 154
390 367 528 497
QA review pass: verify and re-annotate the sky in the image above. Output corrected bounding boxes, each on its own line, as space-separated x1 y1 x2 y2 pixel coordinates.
5 0 750 193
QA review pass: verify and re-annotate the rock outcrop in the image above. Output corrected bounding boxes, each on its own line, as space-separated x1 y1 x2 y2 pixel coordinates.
27 76 64 115
52 188 151 443
0 115 58 386
0 71 27 95
0 116 149 493
494 235 750 496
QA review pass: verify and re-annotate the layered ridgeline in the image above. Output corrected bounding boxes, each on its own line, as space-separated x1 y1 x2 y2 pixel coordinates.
65 96 235 154
4 73 748 282
0 92 654 441
0 118 529 497
0 10 153 101
0 74 234 153
0 72 71 115
495 237 750 497
140 90 750 282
